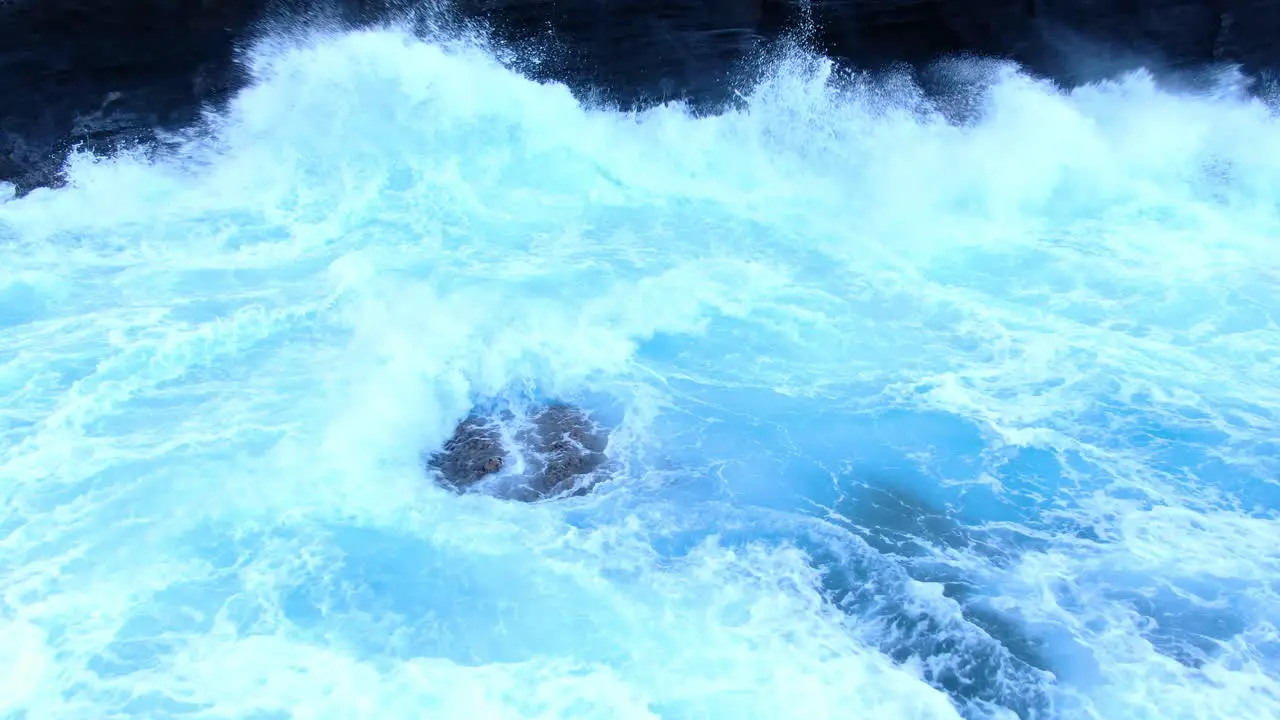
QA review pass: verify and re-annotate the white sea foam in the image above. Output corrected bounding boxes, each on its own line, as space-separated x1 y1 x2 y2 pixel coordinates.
0 23 1277 719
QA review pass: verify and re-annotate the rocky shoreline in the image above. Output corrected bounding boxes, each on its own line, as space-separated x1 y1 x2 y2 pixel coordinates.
4 0 1279 195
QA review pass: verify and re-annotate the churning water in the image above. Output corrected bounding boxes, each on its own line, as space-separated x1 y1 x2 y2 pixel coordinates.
1 22 1278 720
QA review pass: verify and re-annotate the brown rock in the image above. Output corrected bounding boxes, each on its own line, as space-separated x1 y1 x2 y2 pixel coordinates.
424 402 612 502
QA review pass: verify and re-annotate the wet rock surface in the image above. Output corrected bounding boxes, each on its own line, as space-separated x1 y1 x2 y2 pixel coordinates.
0 0 264 195
425 402 612 502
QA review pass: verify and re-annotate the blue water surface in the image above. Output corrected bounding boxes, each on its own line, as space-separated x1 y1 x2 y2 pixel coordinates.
1 23 1278 720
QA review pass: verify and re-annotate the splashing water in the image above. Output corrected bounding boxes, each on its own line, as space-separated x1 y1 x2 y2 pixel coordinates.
1 23 1278 720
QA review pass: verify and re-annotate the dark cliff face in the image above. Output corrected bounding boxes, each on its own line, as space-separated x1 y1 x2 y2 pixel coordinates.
449 0 774 107
0 0 263 193
2 0 1279 195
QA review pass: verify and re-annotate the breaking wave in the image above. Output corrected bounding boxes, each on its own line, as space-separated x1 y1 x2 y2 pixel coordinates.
1 21 1278 720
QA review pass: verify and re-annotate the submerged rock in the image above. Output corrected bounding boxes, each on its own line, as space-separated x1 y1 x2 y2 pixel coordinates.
425 402 612 502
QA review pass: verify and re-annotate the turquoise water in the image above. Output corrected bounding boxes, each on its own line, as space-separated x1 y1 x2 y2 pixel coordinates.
1 25 1278 719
